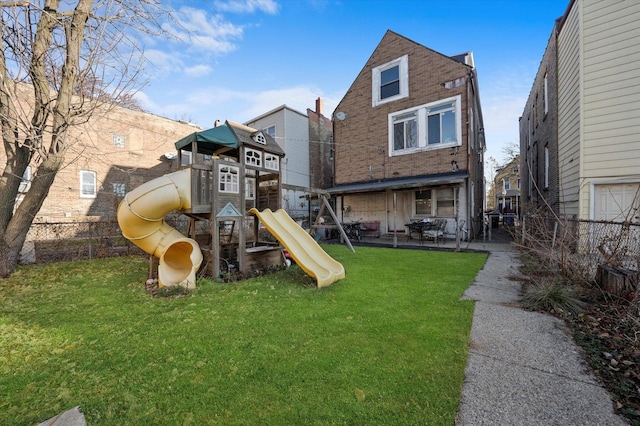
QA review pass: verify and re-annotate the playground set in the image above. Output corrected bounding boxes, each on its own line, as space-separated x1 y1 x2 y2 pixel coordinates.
116 120 345 289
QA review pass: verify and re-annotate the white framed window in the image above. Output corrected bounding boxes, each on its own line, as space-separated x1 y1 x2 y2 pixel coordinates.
543 72 548 115
265 154 279 171
112 134 125 148
436 188 455 216
504 179 510 191
544 146 549 189
180 150 192 167
517 177 521 189
219 165 239 193
392 111 418 151
112 182 126 198
264 125 276 138
414 188 456 217
253 132 267 145
80 170 97 198
389 95 461 156
18 166 31 193
245 177 256 200
245 148 262 167
372 55 408 107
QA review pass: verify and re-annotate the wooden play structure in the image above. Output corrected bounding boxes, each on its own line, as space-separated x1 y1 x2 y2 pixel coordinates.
117 120 345 288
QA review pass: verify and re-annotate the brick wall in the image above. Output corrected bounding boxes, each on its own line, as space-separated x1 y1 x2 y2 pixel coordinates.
1 96 199 222
519 23 560 215
334 31 471 185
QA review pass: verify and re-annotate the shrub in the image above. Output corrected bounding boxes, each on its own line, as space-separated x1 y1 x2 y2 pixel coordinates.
522 277 587 315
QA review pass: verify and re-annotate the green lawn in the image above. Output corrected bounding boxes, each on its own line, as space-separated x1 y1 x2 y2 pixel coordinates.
0 245 486 425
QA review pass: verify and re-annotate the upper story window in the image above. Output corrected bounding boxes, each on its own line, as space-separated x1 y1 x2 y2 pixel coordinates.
265 154 279 171
393 111 418 151
219 165 239 193
544 146 549 189
245 148 262 167
388 95 461 156
504 179 510 191
543 72 549 115
112 134 125 148
80 170 97 198
18 166 31 193
372 55 408 107
264 125 276 138
427 102 456 145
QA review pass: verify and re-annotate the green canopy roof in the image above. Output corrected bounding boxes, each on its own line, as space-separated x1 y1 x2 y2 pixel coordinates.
174 124 238 152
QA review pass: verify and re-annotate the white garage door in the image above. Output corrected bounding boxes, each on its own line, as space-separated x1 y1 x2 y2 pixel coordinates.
594 183 640 223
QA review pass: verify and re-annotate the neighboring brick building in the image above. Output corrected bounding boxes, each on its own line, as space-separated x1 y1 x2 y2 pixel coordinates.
3 100 199 223
519 17 560 216
307 98 334 190
328 30 486 239
520 0 640 222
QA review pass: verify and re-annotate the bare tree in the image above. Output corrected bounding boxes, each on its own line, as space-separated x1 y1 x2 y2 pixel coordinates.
501 141 519 161
0 0 173 277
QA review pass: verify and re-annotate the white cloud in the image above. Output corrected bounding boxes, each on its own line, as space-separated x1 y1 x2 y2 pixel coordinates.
164 7 244 55
214 0 280 14
133 91 160 112
243 86 333 119
482 95 526 165
184 64 213 78
144 85 343 130
143 49 184 74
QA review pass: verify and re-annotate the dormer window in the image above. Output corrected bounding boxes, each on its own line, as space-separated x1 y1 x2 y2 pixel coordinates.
253 132 267 145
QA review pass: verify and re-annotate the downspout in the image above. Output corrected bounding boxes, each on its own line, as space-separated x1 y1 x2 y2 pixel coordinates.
117 168 203 289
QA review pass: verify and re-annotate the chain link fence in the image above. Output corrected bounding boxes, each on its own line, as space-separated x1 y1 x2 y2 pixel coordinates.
21 217 191 264
518 214 640 285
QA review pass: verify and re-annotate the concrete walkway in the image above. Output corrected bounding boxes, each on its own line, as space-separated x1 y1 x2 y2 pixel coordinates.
456 241 628 425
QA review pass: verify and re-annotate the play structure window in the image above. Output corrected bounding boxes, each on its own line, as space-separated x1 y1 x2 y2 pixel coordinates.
219 165 239 193
265 154 279 171
245 149 262 167
245 177 256 200
180 150 192 166
253 132 267 145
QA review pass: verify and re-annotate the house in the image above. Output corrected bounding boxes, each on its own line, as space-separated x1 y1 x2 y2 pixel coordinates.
4 100 199 223
520 0 640 222
494 156 521 217
327 30 486 240
244 98 334 223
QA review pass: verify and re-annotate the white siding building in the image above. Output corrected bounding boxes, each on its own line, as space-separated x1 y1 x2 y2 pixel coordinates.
245 105 311 220
558 0 640 221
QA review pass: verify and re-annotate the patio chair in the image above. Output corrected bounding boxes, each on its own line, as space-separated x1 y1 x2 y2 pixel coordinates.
423 219 447 244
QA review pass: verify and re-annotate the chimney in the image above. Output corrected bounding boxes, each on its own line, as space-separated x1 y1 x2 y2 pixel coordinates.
315 97 324 116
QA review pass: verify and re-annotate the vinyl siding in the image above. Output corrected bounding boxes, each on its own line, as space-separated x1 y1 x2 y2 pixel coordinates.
581 0 640 217
245 107 310 188
282 109 310 188
557 0 581 218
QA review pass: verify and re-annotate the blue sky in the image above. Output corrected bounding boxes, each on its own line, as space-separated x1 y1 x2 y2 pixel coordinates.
136 0 569 166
